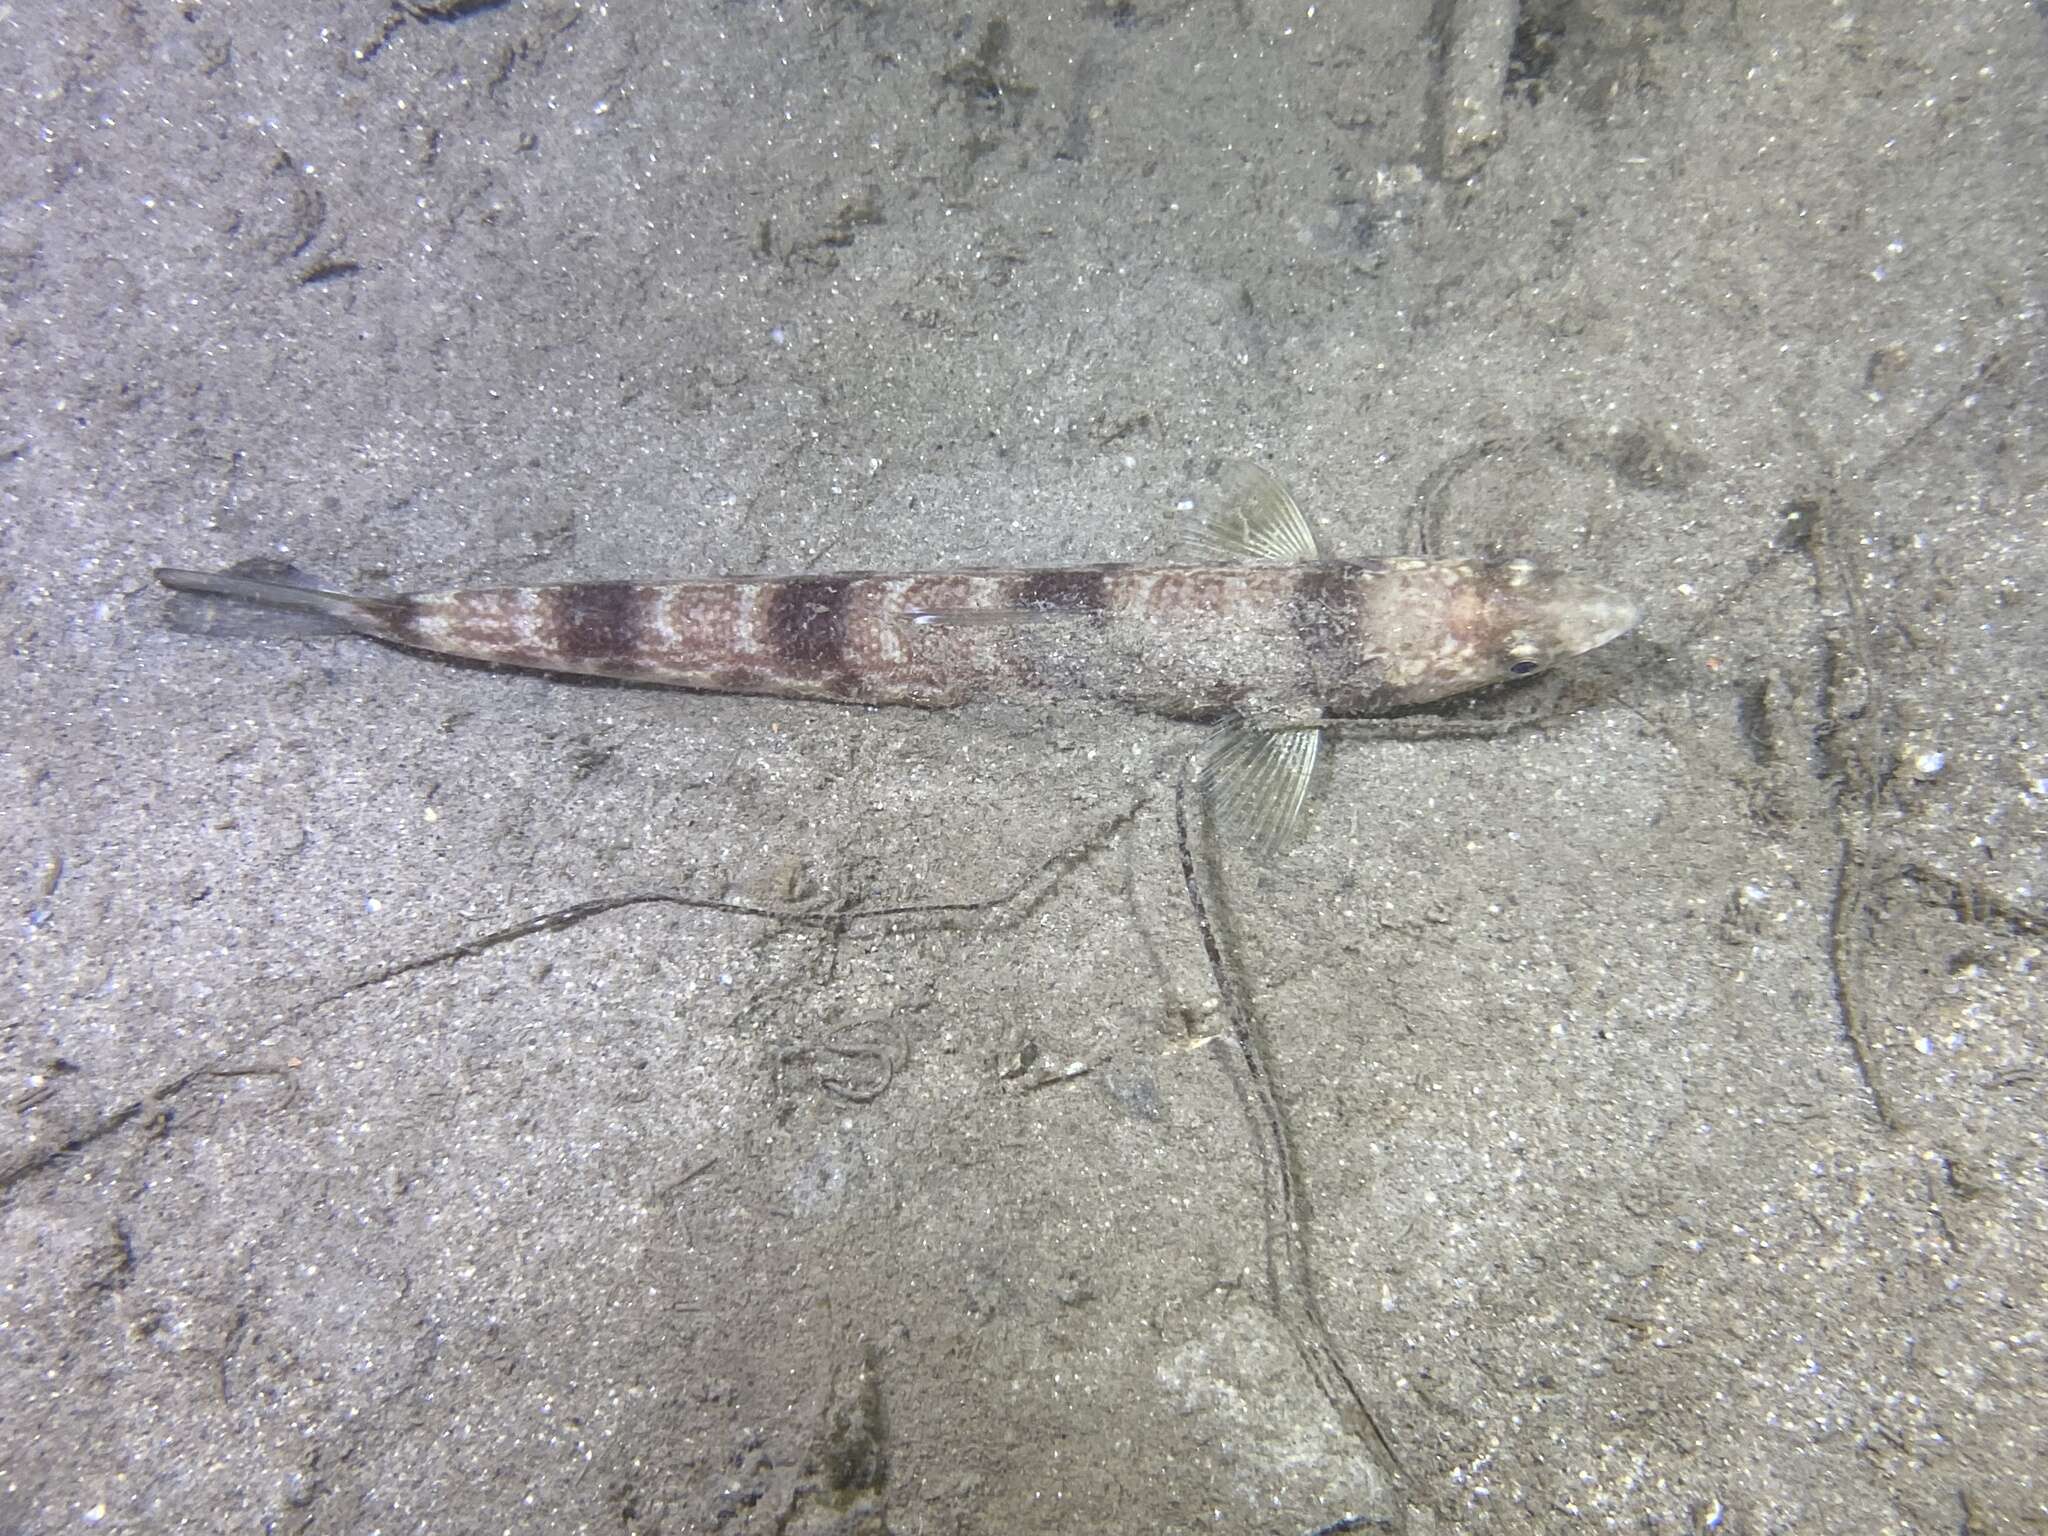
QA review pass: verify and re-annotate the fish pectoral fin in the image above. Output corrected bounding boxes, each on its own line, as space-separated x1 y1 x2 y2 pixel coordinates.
1195 718 1327 858
1181 461 1324 564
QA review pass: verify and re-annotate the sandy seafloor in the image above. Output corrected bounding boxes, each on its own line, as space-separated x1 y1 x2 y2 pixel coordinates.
2 1 2043 1531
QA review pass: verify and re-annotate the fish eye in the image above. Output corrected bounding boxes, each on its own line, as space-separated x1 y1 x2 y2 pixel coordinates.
1509 659 1542 677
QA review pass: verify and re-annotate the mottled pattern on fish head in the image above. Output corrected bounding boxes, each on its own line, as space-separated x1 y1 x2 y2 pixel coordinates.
1368 559 1639 707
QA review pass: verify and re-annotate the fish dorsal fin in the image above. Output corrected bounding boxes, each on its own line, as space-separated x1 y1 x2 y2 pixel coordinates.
1196 720 1325 857
1186 462 1324 563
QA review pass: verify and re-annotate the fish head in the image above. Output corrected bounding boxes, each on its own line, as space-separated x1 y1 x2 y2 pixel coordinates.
1365 558 1640 707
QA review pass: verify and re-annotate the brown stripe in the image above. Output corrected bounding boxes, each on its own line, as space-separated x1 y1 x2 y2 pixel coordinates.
1290 565 1360 680
761 574 857 670
1012 566 1115 615
543 583 647 662
378 594 433 646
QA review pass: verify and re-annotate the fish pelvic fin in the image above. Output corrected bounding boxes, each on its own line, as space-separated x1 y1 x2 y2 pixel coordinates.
155 560 403 641
1196 718 1327 858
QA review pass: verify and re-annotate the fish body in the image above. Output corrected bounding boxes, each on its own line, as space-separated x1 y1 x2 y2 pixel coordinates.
157 464 1639 847
182 558 1624 722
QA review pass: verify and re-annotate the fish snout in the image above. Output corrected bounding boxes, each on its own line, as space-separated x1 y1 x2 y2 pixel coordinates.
1570 582 1641 655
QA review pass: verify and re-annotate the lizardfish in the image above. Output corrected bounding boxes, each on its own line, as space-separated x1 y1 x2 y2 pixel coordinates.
156 463 1639 848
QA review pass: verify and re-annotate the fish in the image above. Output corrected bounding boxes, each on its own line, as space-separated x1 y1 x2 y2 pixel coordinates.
155 463 1639 850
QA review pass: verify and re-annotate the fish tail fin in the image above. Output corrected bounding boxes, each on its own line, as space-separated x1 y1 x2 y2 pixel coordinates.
155 560 403 641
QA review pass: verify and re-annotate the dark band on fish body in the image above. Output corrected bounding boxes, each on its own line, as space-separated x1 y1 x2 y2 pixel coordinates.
762 574 857 670
1012 566 1114 616
1288 564 1361 681
543 583 649 662
358 592 413 636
